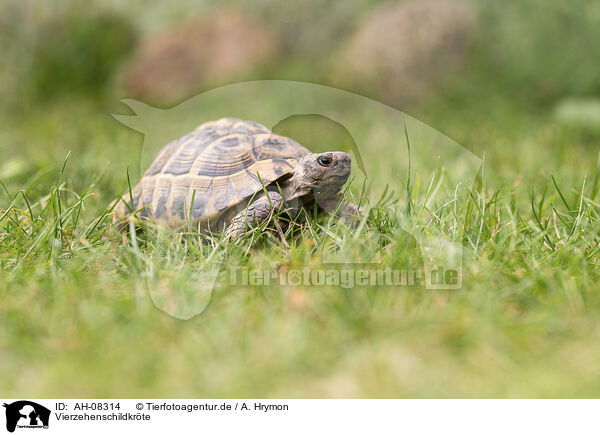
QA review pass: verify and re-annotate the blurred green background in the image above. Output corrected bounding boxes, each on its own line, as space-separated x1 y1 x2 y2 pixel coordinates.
2 0 600 397
2 0 600 191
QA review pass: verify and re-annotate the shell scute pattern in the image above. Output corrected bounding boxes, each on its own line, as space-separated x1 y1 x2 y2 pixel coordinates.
153 185 171 220
162 134 211 176
270 159 295 177
251 133 306 161
193 134 255 178
145 139 180 177
123 118 310 227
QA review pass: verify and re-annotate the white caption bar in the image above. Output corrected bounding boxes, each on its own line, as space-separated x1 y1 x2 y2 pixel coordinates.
0 399 597 434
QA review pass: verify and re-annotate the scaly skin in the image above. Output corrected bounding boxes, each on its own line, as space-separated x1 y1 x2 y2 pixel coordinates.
224 191 286 241
223 151 366 241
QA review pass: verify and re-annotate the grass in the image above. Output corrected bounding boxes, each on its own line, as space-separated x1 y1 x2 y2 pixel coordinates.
2 97 600 398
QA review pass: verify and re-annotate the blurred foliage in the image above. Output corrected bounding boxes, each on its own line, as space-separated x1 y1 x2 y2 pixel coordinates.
247 0 365 58
29 10 137 99
2 0 600 112
118 7 279 105
0 2 137 104
554 98 600 131
452 0 600 105
330 0 475 107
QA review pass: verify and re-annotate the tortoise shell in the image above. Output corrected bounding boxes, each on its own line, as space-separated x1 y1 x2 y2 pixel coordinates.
121 118 310 227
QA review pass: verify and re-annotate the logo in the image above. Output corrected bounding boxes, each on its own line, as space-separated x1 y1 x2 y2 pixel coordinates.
3 401 50 433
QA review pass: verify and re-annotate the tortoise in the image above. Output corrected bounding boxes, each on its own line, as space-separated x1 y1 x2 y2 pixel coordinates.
115 117 362 240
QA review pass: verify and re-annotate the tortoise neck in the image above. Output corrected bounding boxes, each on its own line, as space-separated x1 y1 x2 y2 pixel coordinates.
275 171 311 200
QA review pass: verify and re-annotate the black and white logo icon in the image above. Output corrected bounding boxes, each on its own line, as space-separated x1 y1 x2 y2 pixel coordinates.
3 401 50 433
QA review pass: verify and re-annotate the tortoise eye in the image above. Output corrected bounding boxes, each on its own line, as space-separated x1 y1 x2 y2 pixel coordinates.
318 155 332 167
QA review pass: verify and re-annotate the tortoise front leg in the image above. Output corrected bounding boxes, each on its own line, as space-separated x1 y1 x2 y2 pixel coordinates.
224 191 287 242
318 197 367 224
337 200 366 218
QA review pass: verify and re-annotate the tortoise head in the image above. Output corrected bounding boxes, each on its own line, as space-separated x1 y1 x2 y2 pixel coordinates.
291 151 351 199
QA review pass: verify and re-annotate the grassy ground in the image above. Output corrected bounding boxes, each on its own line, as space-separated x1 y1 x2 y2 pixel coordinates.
1 93 600 398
